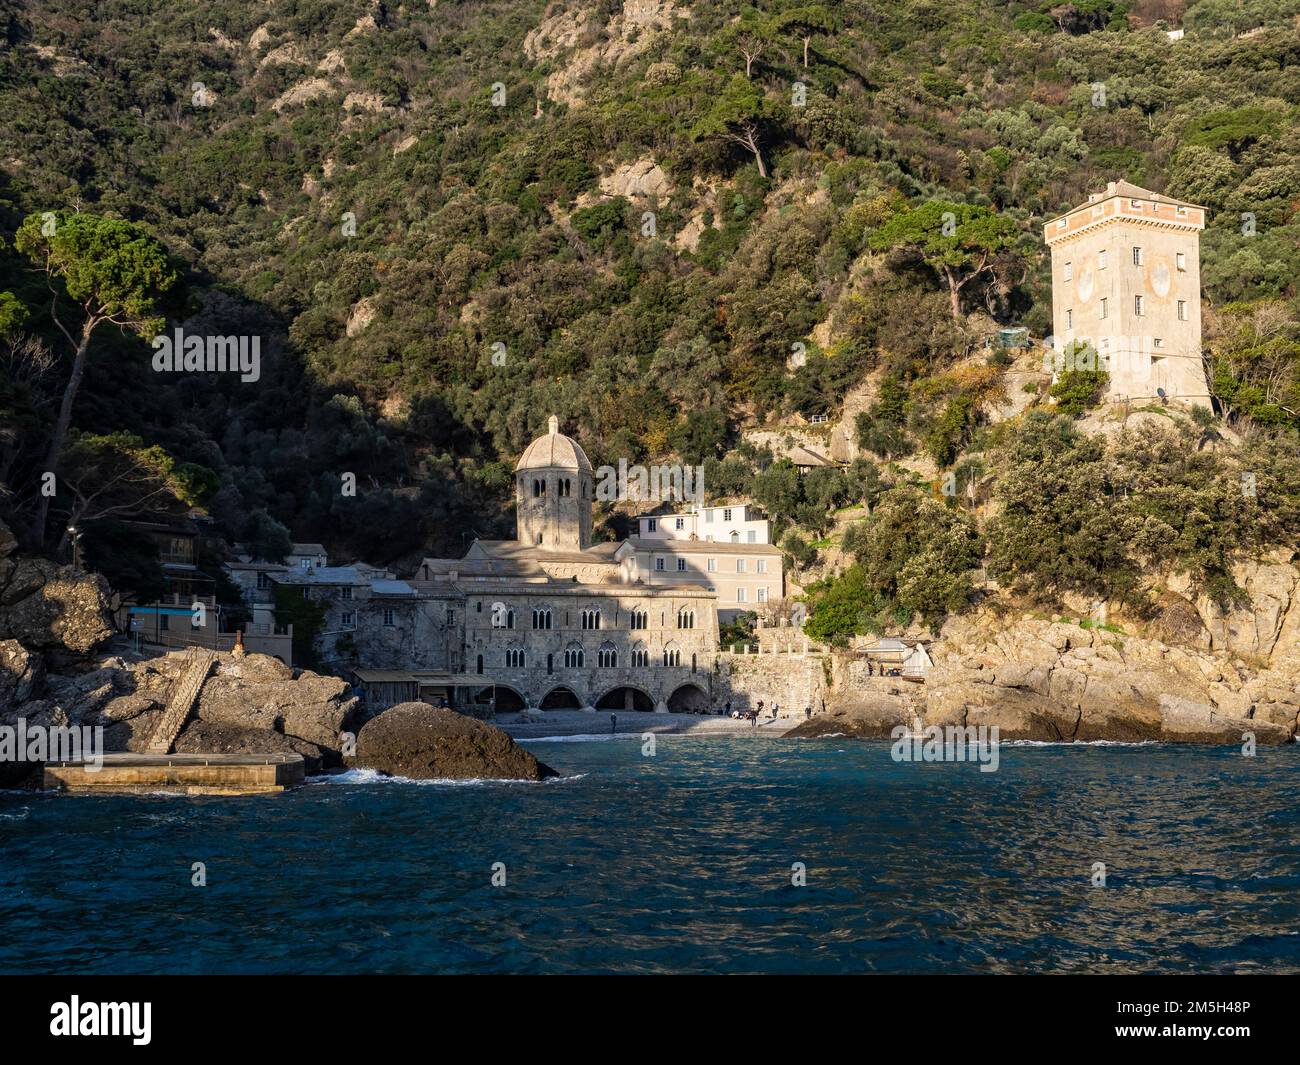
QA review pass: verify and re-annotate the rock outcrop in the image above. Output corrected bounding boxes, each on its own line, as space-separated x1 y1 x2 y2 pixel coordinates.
351 702 557 781
1 649 360 784
0 520 114 653
923 607 1299 744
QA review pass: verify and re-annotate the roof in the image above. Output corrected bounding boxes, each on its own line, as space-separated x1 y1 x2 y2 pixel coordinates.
786 446 838 467
369 579 416 596
290 543 327 556
468 539 622 564
270 566 373 586
514 414 592 473
1046 179 1205 229
626 537 781 555
418 555 551 581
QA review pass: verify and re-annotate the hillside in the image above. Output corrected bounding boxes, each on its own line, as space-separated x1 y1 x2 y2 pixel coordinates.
1 0 1299 639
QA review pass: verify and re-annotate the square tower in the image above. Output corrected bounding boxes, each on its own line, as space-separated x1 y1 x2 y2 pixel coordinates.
1044 180 1210 406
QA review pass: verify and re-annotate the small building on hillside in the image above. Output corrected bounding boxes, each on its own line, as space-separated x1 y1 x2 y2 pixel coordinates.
857 637 933 678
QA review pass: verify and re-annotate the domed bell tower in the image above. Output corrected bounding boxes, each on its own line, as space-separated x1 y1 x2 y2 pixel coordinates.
515 415 593 550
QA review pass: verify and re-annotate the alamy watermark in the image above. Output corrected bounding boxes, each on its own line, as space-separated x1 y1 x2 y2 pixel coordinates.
0 719 104 770
595 459 704 504
151 328 261 383
890 723 1000 772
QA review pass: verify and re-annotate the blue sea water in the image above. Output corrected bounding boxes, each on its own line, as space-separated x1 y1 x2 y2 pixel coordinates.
1 737 1298 974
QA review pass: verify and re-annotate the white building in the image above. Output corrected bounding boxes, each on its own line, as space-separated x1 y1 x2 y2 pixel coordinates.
637 502 771 544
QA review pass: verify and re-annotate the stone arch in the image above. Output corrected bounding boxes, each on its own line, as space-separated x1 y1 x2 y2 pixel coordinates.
465 683 525 713
595 686 655 712
667 682 710 713
540 685 582 710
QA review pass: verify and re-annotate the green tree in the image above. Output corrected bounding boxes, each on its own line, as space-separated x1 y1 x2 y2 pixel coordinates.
772 4 835 68
693 74 788 179
868 201 1020 321
15 213 176 547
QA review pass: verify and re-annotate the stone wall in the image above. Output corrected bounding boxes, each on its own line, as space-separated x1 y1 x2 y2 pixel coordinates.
714 652 829 718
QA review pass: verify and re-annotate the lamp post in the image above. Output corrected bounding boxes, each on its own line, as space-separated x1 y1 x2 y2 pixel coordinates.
66 525 81 570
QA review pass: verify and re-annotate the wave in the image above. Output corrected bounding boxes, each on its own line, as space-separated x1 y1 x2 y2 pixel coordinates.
309 767 584 787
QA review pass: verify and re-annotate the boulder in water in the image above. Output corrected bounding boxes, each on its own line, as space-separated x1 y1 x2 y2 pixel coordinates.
351 702 557 781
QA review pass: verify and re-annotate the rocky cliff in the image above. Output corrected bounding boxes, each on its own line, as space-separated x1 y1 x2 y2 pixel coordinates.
806 555 1300 746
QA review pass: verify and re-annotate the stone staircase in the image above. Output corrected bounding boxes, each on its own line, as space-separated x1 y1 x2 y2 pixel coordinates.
146 648 218 754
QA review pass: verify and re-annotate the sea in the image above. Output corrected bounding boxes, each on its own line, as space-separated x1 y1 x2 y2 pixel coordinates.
1 737 1297 974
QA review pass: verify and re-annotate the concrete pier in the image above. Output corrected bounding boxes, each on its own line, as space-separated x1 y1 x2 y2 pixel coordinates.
43 753 305 795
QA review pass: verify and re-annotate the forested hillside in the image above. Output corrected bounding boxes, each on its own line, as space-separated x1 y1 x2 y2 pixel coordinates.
1 0 1299 636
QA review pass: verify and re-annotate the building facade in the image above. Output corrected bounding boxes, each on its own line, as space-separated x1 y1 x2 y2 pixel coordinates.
1044 179 1210 405
360 418 782 712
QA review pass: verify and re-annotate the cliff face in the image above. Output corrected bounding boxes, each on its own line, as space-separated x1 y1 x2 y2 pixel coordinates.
923 557 1300 745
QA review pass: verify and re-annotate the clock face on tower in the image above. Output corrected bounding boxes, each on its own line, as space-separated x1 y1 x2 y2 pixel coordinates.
1076 266 1094 303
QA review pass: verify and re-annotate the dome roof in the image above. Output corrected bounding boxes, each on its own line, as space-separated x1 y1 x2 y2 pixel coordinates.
515 415 592 473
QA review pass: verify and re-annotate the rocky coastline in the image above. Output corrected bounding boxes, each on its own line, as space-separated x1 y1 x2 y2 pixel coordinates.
799 555 1300 746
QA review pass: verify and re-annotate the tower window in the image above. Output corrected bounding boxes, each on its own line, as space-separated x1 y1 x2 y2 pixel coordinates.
1098 250 1107 269
383 608 395 626
1178 300 1188 321
1176 252 1186 271
1133 246 1143 266
1135 295 1144 316
1099 298 1107 320
1066 309 1073 329
1063 261 1073 281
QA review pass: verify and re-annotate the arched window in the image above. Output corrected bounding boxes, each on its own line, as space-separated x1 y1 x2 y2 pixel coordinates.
491 606 514 630
629 608 648 630
729 531 739 543
533 478 546 497
506 647 526 669
597 642 617 668
558 478 571 497
581 608 601 630
564 645 585 669
663 644 681 668
630 644 649 668
677 607 695 629
532 608 553 630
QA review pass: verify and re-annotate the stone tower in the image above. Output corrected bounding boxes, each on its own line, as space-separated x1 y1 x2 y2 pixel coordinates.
1044 180 1210 406
514 415 593 550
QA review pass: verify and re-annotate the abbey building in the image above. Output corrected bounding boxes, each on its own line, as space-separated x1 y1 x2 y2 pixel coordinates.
258 417 785 715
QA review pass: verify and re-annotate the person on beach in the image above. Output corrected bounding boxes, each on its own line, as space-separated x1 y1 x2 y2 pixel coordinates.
724 701 732 718
610 713 617 734
804 705 811 720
